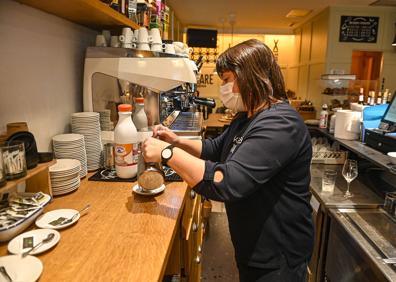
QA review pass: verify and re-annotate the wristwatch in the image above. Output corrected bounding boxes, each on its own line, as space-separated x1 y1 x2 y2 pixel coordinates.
161 145 174 165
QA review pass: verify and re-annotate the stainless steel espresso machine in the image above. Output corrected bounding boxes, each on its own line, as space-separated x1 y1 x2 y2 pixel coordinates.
83 47 214 136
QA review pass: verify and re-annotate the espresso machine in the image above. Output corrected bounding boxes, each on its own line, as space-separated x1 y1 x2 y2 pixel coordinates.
83 47 215 136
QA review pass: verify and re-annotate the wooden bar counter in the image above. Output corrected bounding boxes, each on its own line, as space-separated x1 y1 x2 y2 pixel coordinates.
0 177 197 282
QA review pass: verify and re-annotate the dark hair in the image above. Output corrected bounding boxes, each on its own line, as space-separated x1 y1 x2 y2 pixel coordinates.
216 39 287 114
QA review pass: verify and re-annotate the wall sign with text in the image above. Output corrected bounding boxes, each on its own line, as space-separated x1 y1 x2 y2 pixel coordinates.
339 16 379 43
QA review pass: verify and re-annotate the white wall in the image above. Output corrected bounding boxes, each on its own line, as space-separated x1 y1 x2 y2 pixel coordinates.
326 6 396 92
0 0 96 151
292 9 330 114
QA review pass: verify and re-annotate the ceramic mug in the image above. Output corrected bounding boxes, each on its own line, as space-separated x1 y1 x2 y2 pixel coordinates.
164 43 175 54
122 42 135 49
119 34 133 44
149 28 162 44
133 29 139 43
95 35 107 47
102 30 111 45
137 27 152 43
151 43 165 52
110 36 120 47
137 43 150 51
173 41 184 49
122 27 133 38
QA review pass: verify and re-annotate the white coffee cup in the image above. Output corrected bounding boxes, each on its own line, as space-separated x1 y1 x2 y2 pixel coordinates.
122 27 133 38
95 35 107 47
137 27 152 43
174 44 184 54
119 34 133 44
149 28 162 44
137 43 150 51
164 43 175 54
110 36 120 47
102 30 111 45
133 29 139 43
151 43 165 52
122 42 135 49
173 41 184 49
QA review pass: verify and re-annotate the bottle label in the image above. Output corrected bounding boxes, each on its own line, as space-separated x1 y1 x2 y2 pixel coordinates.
115 143 138 167
319 113 328 128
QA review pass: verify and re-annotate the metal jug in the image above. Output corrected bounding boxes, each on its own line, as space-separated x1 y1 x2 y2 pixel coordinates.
137 145 164 191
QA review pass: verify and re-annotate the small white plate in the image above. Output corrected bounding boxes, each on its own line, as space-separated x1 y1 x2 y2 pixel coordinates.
49 159 81 173
132 184 165 196
0 255 43 282
8 229 60 256
35 209 80 230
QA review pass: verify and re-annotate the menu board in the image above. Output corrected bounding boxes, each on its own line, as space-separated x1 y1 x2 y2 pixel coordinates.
339 16 379 43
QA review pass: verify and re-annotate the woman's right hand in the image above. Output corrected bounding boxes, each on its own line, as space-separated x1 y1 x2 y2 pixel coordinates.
152 124 180 145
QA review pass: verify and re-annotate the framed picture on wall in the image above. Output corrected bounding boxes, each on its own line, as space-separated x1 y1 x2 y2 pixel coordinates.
339 16 379 43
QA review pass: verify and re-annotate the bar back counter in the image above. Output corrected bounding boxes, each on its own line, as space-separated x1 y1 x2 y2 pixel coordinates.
308 127 396 282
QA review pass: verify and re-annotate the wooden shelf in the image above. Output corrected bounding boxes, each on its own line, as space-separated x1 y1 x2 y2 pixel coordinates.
15 0 139 30
1 161 54 194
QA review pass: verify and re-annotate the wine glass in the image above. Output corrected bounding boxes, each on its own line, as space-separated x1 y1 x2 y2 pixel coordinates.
342 159 358 198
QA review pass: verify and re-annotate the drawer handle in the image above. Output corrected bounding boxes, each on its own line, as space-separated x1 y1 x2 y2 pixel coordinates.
198 245 202 253
190 190 196 199
192 222 198 232
195 255 201 264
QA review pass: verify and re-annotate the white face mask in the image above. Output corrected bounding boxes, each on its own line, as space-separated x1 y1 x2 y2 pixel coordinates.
219 81 246 112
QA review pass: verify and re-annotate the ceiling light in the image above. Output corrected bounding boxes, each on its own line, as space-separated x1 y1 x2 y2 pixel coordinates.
370 0 396 7
286 9 312 18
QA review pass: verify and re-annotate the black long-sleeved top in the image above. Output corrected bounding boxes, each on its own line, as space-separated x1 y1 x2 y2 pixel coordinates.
194 102 314 269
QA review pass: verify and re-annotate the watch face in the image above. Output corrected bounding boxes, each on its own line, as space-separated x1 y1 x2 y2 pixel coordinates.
162 148 172 159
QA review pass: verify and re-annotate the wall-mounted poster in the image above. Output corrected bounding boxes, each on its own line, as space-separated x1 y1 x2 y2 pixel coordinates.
339 16 379 43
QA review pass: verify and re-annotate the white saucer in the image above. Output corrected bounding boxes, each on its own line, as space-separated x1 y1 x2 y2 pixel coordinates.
132 184 165 196
8 229 60 256
35 209 80 230
0 255 43 282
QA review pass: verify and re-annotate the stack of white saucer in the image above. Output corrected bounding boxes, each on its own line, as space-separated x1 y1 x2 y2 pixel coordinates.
99 110 113 131
52 133 87 178
49 159 81 196
71 112 102 171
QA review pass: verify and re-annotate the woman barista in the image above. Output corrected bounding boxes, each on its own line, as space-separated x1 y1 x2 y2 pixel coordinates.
142 39 314 282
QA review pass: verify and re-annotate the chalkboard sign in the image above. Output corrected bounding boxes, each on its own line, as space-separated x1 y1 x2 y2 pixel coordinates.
339 16 379 43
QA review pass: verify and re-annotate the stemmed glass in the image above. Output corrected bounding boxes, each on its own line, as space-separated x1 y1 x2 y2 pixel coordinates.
342 159 358 198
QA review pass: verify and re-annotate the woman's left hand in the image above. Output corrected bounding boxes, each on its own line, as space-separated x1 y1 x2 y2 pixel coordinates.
142 137 170 163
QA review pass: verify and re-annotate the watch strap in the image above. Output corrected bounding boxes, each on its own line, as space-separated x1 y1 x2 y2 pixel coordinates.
161 144 174 165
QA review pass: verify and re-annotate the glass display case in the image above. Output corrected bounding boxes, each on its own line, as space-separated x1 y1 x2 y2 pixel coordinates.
320 74 379 106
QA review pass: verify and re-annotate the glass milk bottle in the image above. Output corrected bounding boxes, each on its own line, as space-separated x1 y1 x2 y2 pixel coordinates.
114 104 138 179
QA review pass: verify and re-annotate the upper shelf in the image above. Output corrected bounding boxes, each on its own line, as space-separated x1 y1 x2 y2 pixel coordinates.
15 0 140 30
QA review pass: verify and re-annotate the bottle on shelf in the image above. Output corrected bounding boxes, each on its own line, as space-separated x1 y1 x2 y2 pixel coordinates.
128 0 138 21
388 91 394 103
367 91 372 105
319 104 329 129
358 87 364 105
369 91 376 106
114 104 139 179
383 89 389 104
381 78 385 92
133 97 149 131
377 91 382 105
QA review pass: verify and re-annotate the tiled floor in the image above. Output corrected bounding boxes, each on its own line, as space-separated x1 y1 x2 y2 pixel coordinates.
202 201 239 282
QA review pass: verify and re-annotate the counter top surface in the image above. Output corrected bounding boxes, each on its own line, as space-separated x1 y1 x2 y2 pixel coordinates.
0 177 188 282
329 208 396 281
310 127 395 172
310 164 382 209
